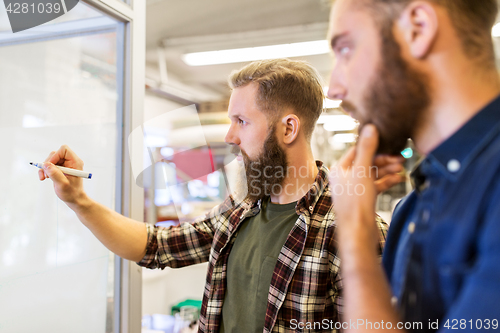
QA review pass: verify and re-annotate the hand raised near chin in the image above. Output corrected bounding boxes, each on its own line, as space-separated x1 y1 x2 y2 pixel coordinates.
328 125 386 248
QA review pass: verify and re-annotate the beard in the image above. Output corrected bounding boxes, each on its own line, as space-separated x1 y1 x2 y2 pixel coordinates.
234 125 288 202
342 22 431 155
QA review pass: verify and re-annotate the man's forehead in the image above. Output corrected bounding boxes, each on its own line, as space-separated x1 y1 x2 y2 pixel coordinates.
328 0 374 42
329 0 354 36
227 83 263 118
330 0 352 20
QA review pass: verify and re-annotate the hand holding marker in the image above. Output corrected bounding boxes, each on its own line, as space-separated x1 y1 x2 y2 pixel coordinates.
30 162 92 179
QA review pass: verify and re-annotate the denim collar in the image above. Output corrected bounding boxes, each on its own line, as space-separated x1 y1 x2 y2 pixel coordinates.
411 94 500 189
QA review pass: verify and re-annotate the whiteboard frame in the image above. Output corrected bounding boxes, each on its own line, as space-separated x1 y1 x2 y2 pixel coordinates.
81 1 145 332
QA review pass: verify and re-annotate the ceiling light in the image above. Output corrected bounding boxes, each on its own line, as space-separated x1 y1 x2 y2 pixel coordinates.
322 87 342 109
182 40 329 66
331 133 357 143
144 134 168 147
324 99 342 109
493 23 500 37
322 115 358 132
328 139 347 151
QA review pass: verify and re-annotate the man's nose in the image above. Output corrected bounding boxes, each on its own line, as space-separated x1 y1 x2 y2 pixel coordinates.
224 124 240 146
327 85 346 101
328 68 347 100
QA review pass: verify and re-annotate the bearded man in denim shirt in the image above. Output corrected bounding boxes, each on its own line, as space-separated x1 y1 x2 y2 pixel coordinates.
327 0 500 332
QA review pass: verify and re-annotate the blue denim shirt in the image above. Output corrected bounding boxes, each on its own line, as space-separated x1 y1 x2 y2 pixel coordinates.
383 94 500 332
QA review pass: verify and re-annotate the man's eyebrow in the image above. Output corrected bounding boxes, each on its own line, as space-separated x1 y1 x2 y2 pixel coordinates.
228 113 248 120
330 32 349 50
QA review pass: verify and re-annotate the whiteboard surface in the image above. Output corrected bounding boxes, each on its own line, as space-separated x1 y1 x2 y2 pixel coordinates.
0 27 119 332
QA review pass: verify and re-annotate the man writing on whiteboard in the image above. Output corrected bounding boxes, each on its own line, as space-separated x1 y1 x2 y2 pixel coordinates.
39 58 402 332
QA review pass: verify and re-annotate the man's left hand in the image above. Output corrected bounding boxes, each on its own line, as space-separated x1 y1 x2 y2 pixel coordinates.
374 154 406 194
329 124 397 249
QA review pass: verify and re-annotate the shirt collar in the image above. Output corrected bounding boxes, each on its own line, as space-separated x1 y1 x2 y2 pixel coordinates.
412 93 500 187
295 161 329 215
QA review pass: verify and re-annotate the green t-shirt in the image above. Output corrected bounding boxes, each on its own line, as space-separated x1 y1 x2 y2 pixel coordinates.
220 197 298 333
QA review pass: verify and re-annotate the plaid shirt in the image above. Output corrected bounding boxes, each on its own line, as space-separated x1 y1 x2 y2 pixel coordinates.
137 161 388 332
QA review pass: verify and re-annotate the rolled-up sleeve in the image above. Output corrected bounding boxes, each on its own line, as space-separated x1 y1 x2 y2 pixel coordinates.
136 196 238 269
137 223 158 268
136 217 215 269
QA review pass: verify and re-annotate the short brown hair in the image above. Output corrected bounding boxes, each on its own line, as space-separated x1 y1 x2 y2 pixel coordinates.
228 58 325 141
359 0 498 65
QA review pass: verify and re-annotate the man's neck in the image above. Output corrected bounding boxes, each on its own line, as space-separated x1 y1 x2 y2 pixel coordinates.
270 157 319 205
413 66 500 155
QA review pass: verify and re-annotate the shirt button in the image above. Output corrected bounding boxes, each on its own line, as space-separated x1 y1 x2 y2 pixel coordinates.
420 180 431 192
408 222 416 234
447 159 461 173
309 206 313 212
409 292 417 305
422 210 430 224
441 265 453 275
391 296 398 307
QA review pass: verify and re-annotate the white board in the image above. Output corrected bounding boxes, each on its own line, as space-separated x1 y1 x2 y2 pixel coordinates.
0 23 120 332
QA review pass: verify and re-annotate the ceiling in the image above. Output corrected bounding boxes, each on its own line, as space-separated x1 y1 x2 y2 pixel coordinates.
144 0 333 103
144 0 500 104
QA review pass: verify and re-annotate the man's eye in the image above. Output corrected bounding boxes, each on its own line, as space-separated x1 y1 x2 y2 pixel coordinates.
339 46 350 56
238 119 247 125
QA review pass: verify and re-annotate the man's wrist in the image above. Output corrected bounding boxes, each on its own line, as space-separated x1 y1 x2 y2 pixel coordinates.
68 191 92 213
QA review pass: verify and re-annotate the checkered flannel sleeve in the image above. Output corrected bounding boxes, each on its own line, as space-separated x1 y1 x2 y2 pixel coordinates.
136 196 237 269
376 214 389 259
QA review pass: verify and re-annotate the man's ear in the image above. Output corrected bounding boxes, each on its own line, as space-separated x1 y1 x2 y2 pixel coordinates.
397 1 438 59
281 114 300 145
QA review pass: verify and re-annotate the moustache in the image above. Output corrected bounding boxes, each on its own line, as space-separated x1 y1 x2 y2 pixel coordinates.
340 100 356 113
229 145 240 155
